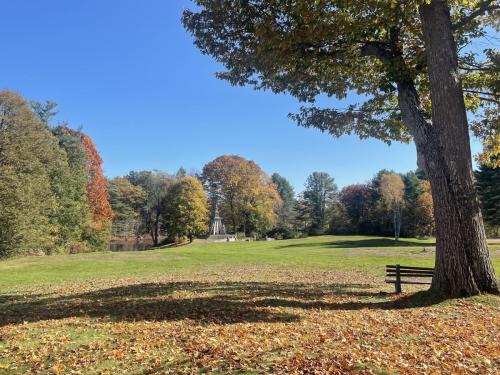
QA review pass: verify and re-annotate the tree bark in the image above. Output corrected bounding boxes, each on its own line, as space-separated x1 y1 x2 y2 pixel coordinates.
416 0 498 297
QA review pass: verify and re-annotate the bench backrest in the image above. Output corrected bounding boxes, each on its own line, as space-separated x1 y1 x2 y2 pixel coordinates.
386 264 434 293
386 265 434 278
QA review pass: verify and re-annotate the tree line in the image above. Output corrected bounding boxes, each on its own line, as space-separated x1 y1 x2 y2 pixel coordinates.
1 90 496 260
272 169 435 240
109 155 282 245
0 91 112 258
109 154 499 245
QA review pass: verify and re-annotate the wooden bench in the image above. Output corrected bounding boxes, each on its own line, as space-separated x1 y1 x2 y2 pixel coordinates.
385 264 434 293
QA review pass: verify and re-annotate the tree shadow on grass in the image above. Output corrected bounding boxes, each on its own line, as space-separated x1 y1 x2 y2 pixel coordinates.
0 282 443 327
278 238 436 249
255 290 444 311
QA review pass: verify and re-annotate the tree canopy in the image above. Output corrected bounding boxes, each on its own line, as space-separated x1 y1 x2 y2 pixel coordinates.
183 0 498 146
163 176 209 242
302 172 338 234
202 155 281 235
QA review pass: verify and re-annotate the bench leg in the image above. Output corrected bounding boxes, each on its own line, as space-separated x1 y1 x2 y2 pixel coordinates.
395 264 402 294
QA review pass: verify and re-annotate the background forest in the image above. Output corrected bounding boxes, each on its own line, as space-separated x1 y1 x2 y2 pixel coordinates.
1 90 498 258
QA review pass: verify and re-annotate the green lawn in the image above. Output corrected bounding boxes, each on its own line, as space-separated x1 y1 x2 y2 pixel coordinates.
0 236 499 374
0 235 498 291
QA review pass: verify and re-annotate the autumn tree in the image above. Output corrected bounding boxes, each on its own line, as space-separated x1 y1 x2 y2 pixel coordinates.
416 180 435 238
108 177 148 239
162 176 209 242
302 172 338 235
81 132 113 250
380 173 405 240
127 170 174 246
183 0 499 296
338 184 371 233
202 155 281 235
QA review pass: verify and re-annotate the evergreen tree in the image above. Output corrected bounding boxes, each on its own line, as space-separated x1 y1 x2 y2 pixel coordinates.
402 171 425 237
476 164 500 229
302 172 337 235
30 100 58 126
271 173 296 228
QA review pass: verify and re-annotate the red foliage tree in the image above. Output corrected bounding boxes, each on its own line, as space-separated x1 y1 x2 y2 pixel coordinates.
81 133 113 226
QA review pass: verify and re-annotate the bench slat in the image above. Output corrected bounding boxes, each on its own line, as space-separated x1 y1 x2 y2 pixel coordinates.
385 280 432 285
386 273 433 278
386 269 434 274
386 265 434 271
385 272 434 277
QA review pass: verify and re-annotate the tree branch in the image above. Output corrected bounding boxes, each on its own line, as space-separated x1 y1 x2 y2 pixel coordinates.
360 42 394 64
452 0 500 31
463 89 499 98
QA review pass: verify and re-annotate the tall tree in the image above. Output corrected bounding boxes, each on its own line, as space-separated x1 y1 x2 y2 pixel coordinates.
380 173 405 240
415 180 435 238
418 0 497 295
30 100 58 126
163 176 209 242
402 171 425 237
50 126 91 249
183 0 498 296
271 173 296 228
108 177 147 239
293 193 312 234
476 163 500 229
0 91 66 256
81 133 113 250
202 155 281 235
126 170 174 246
302 172 338 234
338 184 371 232
176 167 187 178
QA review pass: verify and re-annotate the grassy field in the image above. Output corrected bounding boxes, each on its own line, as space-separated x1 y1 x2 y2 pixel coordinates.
0 236 499 374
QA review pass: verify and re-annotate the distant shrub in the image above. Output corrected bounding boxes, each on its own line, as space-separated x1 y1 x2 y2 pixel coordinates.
267 227 297 240
67 241 90 254
82 221 111 252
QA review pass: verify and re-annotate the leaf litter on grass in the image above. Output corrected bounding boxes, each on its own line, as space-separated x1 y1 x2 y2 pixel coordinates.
0 266 498 374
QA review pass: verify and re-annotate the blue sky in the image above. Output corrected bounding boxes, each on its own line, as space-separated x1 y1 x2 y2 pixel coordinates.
0 0 483 191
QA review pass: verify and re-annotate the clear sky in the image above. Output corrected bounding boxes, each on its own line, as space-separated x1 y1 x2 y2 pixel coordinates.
0 0 482 191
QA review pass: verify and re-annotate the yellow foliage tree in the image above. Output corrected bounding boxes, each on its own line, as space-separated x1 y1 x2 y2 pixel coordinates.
163 176 209 242
380 173 405 240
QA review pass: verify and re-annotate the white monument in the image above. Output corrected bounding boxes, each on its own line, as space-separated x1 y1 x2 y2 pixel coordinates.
207 206 236 242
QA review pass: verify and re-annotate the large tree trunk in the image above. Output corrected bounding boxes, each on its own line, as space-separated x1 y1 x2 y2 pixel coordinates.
416 0 498 297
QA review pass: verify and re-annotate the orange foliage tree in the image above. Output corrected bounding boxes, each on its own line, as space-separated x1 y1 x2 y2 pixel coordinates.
81 133 113 227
